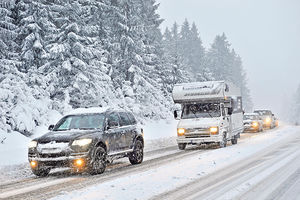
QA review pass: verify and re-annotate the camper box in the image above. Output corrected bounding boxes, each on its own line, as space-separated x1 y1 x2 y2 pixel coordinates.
172 81 241 104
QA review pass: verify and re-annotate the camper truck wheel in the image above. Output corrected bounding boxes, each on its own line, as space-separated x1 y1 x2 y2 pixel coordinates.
218 133 227 148
178 143 186 150
231 137 238 145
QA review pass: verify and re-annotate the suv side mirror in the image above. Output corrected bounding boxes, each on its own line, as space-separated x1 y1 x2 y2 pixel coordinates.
107 121 118 130
174 110 178 119
228 108 233 115
48 125 55 131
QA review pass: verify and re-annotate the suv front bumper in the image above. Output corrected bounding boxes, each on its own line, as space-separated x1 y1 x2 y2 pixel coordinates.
28 152 90 168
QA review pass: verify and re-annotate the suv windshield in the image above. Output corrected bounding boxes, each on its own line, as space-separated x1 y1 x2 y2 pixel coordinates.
182 103 221 119
254 110 271 115
54 114 105 131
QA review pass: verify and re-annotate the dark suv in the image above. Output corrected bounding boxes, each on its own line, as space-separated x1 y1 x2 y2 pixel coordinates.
28 107 144 176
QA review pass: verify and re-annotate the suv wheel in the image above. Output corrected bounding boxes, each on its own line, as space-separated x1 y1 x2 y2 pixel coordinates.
129 140 143 165
178 143 186 150
32 167 50 177
89 146 106 175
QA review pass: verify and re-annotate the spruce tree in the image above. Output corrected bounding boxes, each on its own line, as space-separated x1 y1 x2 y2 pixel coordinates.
206 33 232 81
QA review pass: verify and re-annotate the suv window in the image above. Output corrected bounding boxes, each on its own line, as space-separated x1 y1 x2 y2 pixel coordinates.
119 112 131 126
127 112 137 124
107 113 120 127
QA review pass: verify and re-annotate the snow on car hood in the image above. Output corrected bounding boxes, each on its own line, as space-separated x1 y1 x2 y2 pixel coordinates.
37 141 71 154
177 117 220 129
35 129 99 143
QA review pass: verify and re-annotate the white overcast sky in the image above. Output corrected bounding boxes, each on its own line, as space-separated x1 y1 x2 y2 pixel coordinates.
157 0 300 117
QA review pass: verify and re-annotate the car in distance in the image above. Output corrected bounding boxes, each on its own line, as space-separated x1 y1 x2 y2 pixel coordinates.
254 109 276 129
28 107 144 176
243 113 263 132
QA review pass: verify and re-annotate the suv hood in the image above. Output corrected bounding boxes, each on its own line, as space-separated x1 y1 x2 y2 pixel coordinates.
178 118 220 129
35 130 99 143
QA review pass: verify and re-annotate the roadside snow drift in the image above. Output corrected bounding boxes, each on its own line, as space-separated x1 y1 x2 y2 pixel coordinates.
0 131 30 167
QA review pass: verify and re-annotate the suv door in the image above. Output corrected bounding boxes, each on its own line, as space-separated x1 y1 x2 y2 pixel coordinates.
118 112 135 150
106 112 122 153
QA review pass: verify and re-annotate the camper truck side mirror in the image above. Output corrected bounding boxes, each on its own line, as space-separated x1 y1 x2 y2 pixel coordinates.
174 110 180 120
228 108 233 115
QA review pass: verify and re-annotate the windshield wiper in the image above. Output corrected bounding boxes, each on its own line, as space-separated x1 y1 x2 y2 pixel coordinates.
191 111 201 119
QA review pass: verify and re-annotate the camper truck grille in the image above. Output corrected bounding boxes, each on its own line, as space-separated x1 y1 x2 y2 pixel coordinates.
185 128 210 138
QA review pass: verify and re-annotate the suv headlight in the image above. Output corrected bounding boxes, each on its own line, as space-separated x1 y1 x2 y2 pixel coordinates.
28 141 38 148
265 117 271 123
72 139 92 146
252 122 258 127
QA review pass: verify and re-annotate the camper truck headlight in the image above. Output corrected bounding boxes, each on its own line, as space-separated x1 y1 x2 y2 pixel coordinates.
210 127 219 135
28 141 38 148
177 128 186 136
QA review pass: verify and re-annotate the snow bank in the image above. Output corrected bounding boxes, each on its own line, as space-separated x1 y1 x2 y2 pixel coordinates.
0 131 30 167
143 119 177 140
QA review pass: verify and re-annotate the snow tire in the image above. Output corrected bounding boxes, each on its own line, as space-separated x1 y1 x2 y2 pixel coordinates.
178 143 186 150
129 140 144 165
89 146 106 175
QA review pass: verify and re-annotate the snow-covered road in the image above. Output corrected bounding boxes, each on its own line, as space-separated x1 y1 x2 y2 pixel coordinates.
157 127 300 200
1 125 299 200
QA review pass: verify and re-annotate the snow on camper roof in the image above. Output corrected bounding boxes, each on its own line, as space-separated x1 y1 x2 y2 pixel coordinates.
172 81 230 103
245 113 259 116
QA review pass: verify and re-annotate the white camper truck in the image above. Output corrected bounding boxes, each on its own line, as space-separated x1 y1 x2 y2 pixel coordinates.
172 81 244 150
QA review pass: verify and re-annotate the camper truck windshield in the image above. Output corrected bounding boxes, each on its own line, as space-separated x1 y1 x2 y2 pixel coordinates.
182 103 221 119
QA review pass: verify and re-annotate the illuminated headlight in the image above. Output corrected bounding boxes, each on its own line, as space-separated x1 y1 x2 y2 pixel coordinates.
252 122 258 127
72 139 92 146
210 127 219 135
28 141 38 148
177 128 185 136
265 117 271 124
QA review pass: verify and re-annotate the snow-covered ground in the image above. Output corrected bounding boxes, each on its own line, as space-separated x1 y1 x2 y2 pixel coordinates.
49 125 300 200
0 131 30 166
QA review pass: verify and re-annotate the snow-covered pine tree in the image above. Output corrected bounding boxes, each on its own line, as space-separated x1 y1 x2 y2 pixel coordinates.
0 0 54 136
106 0 172 119
161 22 190 93
15 0 49 72
129 0 172 119
205 33 232 81
230 49 253 111
188 22 207 81
179 19 192 74
41 0 117 111
0 0 20 134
